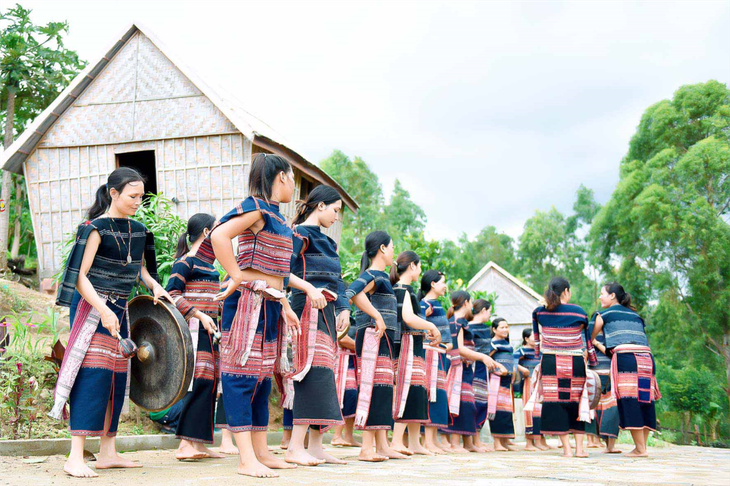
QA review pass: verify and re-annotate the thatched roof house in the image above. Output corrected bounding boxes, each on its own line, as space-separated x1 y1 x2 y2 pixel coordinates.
1 23 357 282
467 261 543 346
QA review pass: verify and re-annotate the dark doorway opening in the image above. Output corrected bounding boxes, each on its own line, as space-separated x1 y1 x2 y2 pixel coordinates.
116 150 157 196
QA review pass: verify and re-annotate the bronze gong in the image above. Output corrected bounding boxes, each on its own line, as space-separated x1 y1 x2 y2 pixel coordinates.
127 295 194 412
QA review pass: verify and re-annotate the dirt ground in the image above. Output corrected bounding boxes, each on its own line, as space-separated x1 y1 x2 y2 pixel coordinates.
1 441 728 486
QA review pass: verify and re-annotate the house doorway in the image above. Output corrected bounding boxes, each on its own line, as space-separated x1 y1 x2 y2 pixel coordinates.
116 150 157 196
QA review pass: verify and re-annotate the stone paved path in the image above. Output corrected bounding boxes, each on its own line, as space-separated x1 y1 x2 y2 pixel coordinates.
2 442 727 485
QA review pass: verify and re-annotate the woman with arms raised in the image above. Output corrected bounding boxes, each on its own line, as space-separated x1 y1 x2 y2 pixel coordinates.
203 153 301 478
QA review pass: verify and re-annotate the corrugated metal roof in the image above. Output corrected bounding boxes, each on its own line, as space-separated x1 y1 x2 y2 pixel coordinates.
0 22 358 211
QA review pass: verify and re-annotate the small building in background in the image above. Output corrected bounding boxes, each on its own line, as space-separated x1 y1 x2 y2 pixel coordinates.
466 261 543 347
1 23 357 285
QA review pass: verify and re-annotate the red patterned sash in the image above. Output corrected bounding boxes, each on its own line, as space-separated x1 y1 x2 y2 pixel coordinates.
445 349 463 415
354 328 380 427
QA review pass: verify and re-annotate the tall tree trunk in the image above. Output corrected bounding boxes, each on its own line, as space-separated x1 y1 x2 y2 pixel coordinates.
0 86 17 270
9 178 22 260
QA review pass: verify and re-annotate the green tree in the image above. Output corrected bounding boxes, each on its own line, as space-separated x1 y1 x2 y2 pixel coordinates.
383 179 426 243
451 226 517 284
0 4 86 269
589 80 730 401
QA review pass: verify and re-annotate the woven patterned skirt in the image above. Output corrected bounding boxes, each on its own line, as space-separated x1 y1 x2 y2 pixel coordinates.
220 289 281 432
427 351 450 427
176 321 219 443
540 353 586 435
473 361 489 429
488 374 515 438
614 352 658 431
342 352 359 419
67 292 129 437
394 333 428 423
355 328 395 430
291 296 343 430
442 363 477 436
586 373 619 438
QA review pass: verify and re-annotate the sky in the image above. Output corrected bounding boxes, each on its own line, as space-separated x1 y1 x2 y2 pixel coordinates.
18 0 730 241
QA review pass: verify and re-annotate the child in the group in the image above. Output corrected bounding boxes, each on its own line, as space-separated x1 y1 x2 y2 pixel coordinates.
514 328 550 451
167 213 225 460
486 318 522 452
389 251 442 456
346 231 404 462
331 324 361 447
444 292 501 453
419 270 453 454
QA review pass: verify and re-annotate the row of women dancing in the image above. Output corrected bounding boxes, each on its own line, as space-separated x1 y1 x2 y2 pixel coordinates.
51 154 660 478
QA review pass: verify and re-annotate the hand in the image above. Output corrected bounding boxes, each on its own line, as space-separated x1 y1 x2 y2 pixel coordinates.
374 316 386 340
152 284 174 305
307 287 327 309
482 355 498 372
497 363 509 375
215 275 242 302
336 309 351 332
101 307 120 339
197 312 217 335
284 305 300 337
426 325 441 346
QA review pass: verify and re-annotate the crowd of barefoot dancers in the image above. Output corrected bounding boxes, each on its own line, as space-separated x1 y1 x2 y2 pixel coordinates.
50 154 661 478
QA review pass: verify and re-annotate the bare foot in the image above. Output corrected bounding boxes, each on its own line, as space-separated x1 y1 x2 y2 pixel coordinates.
63 459 98 478
358 450 388 462
561 450 574 458
280 440 290 450
344 437 362 447
623 450 648 457
378 447 409 459
95 455 143 469
425 444 445 455
524 444 539 451
390 445 413 456
194 443 226 458
505 443 519 451
238 461 278 478
308 448 347 464
176 442 207 461
575 451 589 458
464 444 479 453
535 443 550 451
330 437 349 447
260 454 298 469
284 449 325 466
450 446 469 454
604 448 622 454
218 443 239 455
410 444 435 456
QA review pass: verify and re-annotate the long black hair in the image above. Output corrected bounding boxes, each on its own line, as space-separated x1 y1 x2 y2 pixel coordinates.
389 250 420 285
522 327 533 346
87 167 146 220
472 299 491 318
293 184 341 225
447 290 471 320
545 276 570 311
248 153 292 201
491 316 508 337
360 231 392 274
418 269 444 301
603 282 635 310
175 213 216 259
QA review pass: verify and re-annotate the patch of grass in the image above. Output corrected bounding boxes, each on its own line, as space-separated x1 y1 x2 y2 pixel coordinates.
0 284 30 312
